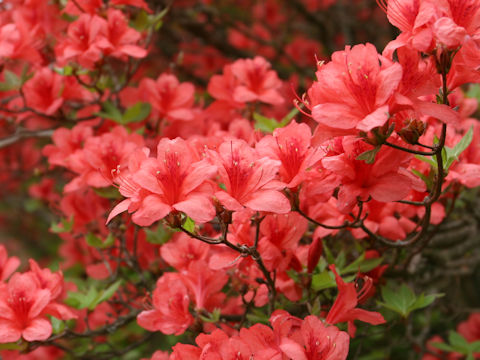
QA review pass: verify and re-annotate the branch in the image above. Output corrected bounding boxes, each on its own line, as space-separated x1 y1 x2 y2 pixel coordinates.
0 128 54 149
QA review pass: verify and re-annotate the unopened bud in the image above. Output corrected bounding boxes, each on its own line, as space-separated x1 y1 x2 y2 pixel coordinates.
360 122 394 146
307 237 323 274
165 211 182 229
213 199 233 224
398 119 425 145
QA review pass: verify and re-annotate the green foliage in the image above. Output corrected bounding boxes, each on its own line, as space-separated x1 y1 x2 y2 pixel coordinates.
415 127 473 172
93 186 121 199
342 253 384 274
433 331 480 360
246 308 270 325
86 232 115 249
145 224 175 245
0 70 21 91
53 65 74 76
311 251 382 291
65 280 123 311
379 283 443 318
356 146 381 164
50 216 74 233
132 7 169 31
199 308 221 323
466 84 480 102
443 127 474 171
50 316 65 334
311 270 336 291
253 108 298 132
182 216 196 232
96 101 151 125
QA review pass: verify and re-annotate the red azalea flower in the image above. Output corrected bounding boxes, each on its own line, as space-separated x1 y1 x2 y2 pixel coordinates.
137 273 193 335
0 273 52 343
208 139 291 213
326 265 385 337
113 138 217 225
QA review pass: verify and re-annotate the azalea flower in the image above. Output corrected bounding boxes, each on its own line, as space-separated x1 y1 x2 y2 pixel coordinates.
326 265 385 337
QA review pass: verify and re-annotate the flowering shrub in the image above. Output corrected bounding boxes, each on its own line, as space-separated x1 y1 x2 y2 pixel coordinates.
0 0 480 359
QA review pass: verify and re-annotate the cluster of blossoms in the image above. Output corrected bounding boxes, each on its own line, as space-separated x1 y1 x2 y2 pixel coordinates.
154 310 350 360
0 0 479 359
0 245 76 343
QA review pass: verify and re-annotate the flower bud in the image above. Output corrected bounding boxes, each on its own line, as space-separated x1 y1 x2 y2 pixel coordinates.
397 119 425 145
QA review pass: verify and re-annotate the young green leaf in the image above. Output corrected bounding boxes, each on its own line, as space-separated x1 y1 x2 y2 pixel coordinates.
51 316 65 334
356 146 381 164
311 270 336 291
0 70 21 91
89 280 123 310
50 217 74 234
182 216 196 232
379 284 442 317
444 127 474 170
253 112 289 132
86 233 115 249
122 102 151 124
96 101 123 122
415 154 437 167
409 293 444 312
379 284 416 317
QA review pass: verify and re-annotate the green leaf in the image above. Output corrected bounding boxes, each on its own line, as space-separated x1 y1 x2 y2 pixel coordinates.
471 341 480 352
281 107 299 124
0 342 27 351
411 168 433 190
24 198 42 213
309 297 321 315
356 146 381 164
335 251 346 269
93 186 121 199
444 127 473 170
343 254 384 274
89 280 122 310
449 331 469 350
83 287 99 309
151 7 169 30
431 342 455 352
66 281 122 311
51 316 65 334
253 112 288 133
145 225 174 245
96 101 123 122
380 284 442 317
183 216 195 232
50 217 74 233
246 308 269 324
199 308 221 323
380 284 416 317
66 287 100 310
122 102 151 124
53 65 74 76
342 253 365 274
311 270 336 291
132 10 150 31
0 70 21 91
415 154 436 167
86 233 115 249
466 84 480 101
357 257 384 273
323 243 335 264
409 293 443 312
20 65 33 84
